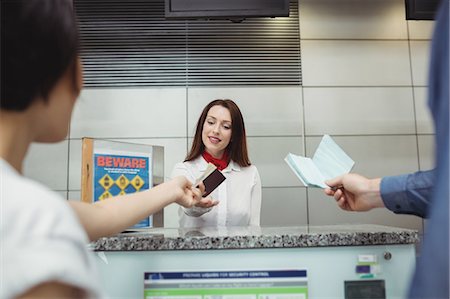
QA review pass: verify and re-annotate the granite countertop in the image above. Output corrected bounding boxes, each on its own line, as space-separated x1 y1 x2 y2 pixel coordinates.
91 224 419 251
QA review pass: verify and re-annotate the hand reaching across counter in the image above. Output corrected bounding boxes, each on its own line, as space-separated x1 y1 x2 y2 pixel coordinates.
71 176 206 241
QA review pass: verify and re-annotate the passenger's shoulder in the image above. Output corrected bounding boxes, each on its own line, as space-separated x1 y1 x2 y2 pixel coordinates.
4 173 85 240
5 172 64 210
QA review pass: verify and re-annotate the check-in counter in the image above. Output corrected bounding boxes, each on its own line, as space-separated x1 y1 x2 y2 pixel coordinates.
91 224 418 298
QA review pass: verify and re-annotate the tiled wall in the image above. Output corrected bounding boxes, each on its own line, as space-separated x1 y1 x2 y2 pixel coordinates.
23 0 435 232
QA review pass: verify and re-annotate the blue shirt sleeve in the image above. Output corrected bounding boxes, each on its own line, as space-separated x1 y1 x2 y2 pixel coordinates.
380 169 434 218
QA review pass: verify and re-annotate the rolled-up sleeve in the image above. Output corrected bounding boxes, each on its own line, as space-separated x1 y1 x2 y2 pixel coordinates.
380 170 434 218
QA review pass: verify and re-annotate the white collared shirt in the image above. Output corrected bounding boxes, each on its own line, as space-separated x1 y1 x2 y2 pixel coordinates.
171 156 262 227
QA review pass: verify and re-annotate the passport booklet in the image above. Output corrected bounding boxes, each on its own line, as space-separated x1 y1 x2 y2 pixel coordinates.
285 135 354 188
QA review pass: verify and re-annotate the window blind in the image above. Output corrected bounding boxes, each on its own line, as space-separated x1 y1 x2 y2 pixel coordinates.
75 0 301 87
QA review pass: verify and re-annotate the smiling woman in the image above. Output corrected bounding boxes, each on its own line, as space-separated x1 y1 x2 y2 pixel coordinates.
201 105 233 160
172 99 262 228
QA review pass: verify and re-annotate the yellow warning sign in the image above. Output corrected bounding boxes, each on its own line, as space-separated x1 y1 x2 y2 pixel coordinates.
116 174 130 190
131 175 145 191
98 174 113 190
99 190 112 201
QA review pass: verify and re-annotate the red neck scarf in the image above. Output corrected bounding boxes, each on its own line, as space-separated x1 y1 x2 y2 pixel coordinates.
202 150 229 171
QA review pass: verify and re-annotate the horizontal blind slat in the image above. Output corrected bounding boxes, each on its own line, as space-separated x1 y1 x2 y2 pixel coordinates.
75 0 301 87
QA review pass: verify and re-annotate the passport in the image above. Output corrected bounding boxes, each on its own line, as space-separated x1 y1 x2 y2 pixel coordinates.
285 135 354 188
194 163 226 197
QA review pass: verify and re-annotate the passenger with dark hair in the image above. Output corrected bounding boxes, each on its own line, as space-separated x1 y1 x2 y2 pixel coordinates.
0 1 203 298
172 99 262 227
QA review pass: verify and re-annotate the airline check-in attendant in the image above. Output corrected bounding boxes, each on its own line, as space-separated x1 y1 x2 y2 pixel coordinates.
172 99 262 227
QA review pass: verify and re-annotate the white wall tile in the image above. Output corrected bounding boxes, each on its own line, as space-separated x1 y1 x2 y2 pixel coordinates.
305 136 420 178
23 141 69 191
68 138 187 191
407 20 435 40
301 40 411 86
187 87 303 137
410 41 431 86
70 88 187 138
56 191 68 200
304 87 416 135
68 191 81 201
308 188 423 233
247 136 304 188
125 138 188 180
418 135 435 171
261 187 308 226
414 87 434 134
300 0 407 39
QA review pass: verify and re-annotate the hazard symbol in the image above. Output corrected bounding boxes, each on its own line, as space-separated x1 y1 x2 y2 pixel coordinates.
131 175 145 191
99 190 112 201
98 174 113 190
116 174 130 190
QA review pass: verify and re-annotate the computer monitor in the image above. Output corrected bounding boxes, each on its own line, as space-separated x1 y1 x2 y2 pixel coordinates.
405 0 440 20
165 0 290 20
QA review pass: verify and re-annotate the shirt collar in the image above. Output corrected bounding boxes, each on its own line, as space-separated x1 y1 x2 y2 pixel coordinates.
223 159 241 173
195 156 241 173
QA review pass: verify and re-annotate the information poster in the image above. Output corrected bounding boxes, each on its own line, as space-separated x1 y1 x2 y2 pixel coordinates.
94 152 152 228
144 270 308 299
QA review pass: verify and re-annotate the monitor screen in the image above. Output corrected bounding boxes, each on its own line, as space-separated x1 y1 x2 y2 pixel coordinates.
165 0 290 19
144 269 308 298
345 280 386 299
405 0 440 20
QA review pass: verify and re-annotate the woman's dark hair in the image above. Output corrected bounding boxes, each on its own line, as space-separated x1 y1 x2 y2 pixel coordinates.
185 99 251 167
1 0 80 111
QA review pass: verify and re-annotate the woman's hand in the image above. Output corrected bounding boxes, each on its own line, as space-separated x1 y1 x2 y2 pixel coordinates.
194 196 219 209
